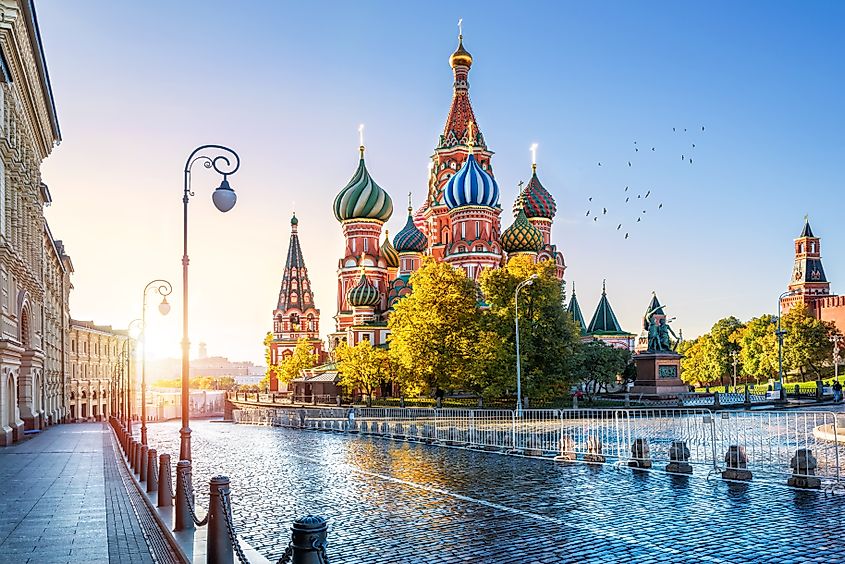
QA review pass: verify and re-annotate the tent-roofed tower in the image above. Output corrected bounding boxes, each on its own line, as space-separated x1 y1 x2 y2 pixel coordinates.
586 280 635 349
269 213 323 391
568 283 587 336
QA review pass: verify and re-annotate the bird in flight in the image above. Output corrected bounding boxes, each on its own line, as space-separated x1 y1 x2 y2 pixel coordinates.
598 162 602 166
617 224 622 230
625 233 629 239
702 126 705 131
651 147 655 151
586 210 590 217
625 197 629 202
625 186 629 192
589 197 593 201
593 217 598 222
645 190 651 198
689 158 693 164
658 203 663 209
628 161 632 167
642 210 647 214
603 208 607 215
637 218 641 223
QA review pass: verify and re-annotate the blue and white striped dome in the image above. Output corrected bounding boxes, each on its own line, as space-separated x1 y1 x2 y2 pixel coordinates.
443 154 499 210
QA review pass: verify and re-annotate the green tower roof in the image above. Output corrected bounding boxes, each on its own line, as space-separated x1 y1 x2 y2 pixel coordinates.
587 280 625 335
568 283 587 336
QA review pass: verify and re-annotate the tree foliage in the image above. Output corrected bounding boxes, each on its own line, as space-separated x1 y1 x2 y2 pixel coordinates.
479 255 581 398
279 337 319 383
335 340 391 398
781 305 839 379
388 258 500 392
571 340 631 398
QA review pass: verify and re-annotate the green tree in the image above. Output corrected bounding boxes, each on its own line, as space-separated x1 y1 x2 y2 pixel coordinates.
479 255 581 398
279 337 319 384
732 315 777 383
388 258 496 393
336 340 392 403
781 305 839 380
677 317 744 386
261 332 283 389
571 340 631 398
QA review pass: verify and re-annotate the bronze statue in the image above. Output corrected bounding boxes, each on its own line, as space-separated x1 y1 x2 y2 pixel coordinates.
645 306 678 352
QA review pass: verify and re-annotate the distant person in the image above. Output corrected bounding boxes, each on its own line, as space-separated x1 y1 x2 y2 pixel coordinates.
833 380 842 403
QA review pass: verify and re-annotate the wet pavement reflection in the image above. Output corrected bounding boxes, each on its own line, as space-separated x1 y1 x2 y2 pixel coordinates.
146 420 845 563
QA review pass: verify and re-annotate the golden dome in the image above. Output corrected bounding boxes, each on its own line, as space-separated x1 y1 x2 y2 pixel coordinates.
449 36 473 68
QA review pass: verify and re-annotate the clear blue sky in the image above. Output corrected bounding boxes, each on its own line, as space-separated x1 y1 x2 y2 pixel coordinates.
36 1 845 363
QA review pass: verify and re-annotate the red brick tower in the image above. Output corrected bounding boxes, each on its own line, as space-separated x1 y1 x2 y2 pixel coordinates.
781 217 831 314
269 214 323 390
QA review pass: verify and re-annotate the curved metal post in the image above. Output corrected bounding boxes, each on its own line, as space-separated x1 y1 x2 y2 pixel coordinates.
180 145 241 462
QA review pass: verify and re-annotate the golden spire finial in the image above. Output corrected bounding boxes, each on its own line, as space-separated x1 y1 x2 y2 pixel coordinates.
458 18 463 39
408 191 413 212
358 123 365 158
466 120 475 155
530 143 538 174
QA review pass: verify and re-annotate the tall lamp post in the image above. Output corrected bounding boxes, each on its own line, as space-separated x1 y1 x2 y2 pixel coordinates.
514 274 538 417
124 319 143 435
831 335 843 384
180 145 241 461
141 280 172 445
730 350 738 392
776 290 798 400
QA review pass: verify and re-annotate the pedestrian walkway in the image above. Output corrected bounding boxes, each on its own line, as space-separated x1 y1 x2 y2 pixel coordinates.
0 423 180 563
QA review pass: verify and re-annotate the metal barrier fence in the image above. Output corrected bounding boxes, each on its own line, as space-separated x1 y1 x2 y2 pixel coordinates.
233 405 844 487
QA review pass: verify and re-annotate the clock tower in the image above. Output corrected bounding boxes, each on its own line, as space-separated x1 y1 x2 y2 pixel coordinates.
781 217 830 314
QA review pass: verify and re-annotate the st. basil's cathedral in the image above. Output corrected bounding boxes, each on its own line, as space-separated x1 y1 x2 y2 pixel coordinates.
267 33 634 391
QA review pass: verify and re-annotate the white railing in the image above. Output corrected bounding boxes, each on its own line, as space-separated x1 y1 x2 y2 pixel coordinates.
231 405 844 486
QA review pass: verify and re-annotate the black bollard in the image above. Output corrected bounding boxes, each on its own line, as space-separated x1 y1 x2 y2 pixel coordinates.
207 475 234 564
147 448 158 493
139 445 149 482
158 453 173 508
174 460 195 531
286 515 329 564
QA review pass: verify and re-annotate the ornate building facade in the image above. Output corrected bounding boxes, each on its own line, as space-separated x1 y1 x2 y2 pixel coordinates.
329 34 568 349
0 0 70 444
268 214 324 390
67 321 129 421
780 218 845 333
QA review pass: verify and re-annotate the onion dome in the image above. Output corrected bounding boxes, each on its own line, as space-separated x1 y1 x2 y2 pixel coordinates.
380 230 399 268
514 165 556 219
444 154 499 210
290 213 298 226
333 150 393 222
393 208 427 253
501 207 543 254
449 35 473 68
346 272 380 308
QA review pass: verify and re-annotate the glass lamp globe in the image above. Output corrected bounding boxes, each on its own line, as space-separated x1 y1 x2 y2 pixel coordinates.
212 178 237 212
158 296 171 316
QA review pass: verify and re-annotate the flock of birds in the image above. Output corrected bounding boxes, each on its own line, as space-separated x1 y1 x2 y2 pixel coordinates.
587 126 705 240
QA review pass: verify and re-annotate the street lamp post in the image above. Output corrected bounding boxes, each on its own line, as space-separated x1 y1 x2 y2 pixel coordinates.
831 335 843 384
514 274 538 417
141 279 172 445
730 350 738 392
180 145 241 461
124 319 143 436
777 290 798 401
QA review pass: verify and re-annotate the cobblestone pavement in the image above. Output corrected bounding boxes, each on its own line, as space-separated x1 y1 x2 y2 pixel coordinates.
0 423 169 563
146 420 845 564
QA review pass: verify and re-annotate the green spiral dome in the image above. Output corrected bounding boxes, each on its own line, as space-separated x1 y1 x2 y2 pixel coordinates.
501 206 543 254
333 156 393 222
346 273 380 308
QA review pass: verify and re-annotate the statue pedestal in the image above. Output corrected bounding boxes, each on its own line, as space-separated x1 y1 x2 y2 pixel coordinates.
630 352 688 398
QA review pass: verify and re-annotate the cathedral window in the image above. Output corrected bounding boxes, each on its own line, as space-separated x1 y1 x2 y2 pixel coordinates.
364 239 369 252
475 245 483 252
475 221 480 238
290 313 300 330
461 222 466 239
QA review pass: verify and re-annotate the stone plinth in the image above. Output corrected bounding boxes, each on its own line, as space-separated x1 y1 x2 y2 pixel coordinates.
630 352 688 398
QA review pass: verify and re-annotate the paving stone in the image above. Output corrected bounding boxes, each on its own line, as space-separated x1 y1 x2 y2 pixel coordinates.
148 419 845 564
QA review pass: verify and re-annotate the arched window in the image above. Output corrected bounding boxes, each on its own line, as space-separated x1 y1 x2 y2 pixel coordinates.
81 390 87 399
290 313 300 330
307 314 315 331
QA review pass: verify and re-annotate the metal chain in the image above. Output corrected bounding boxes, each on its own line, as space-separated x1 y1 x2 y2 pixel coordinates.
219 487 249 564
276 545 293 564
180 471 209 526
